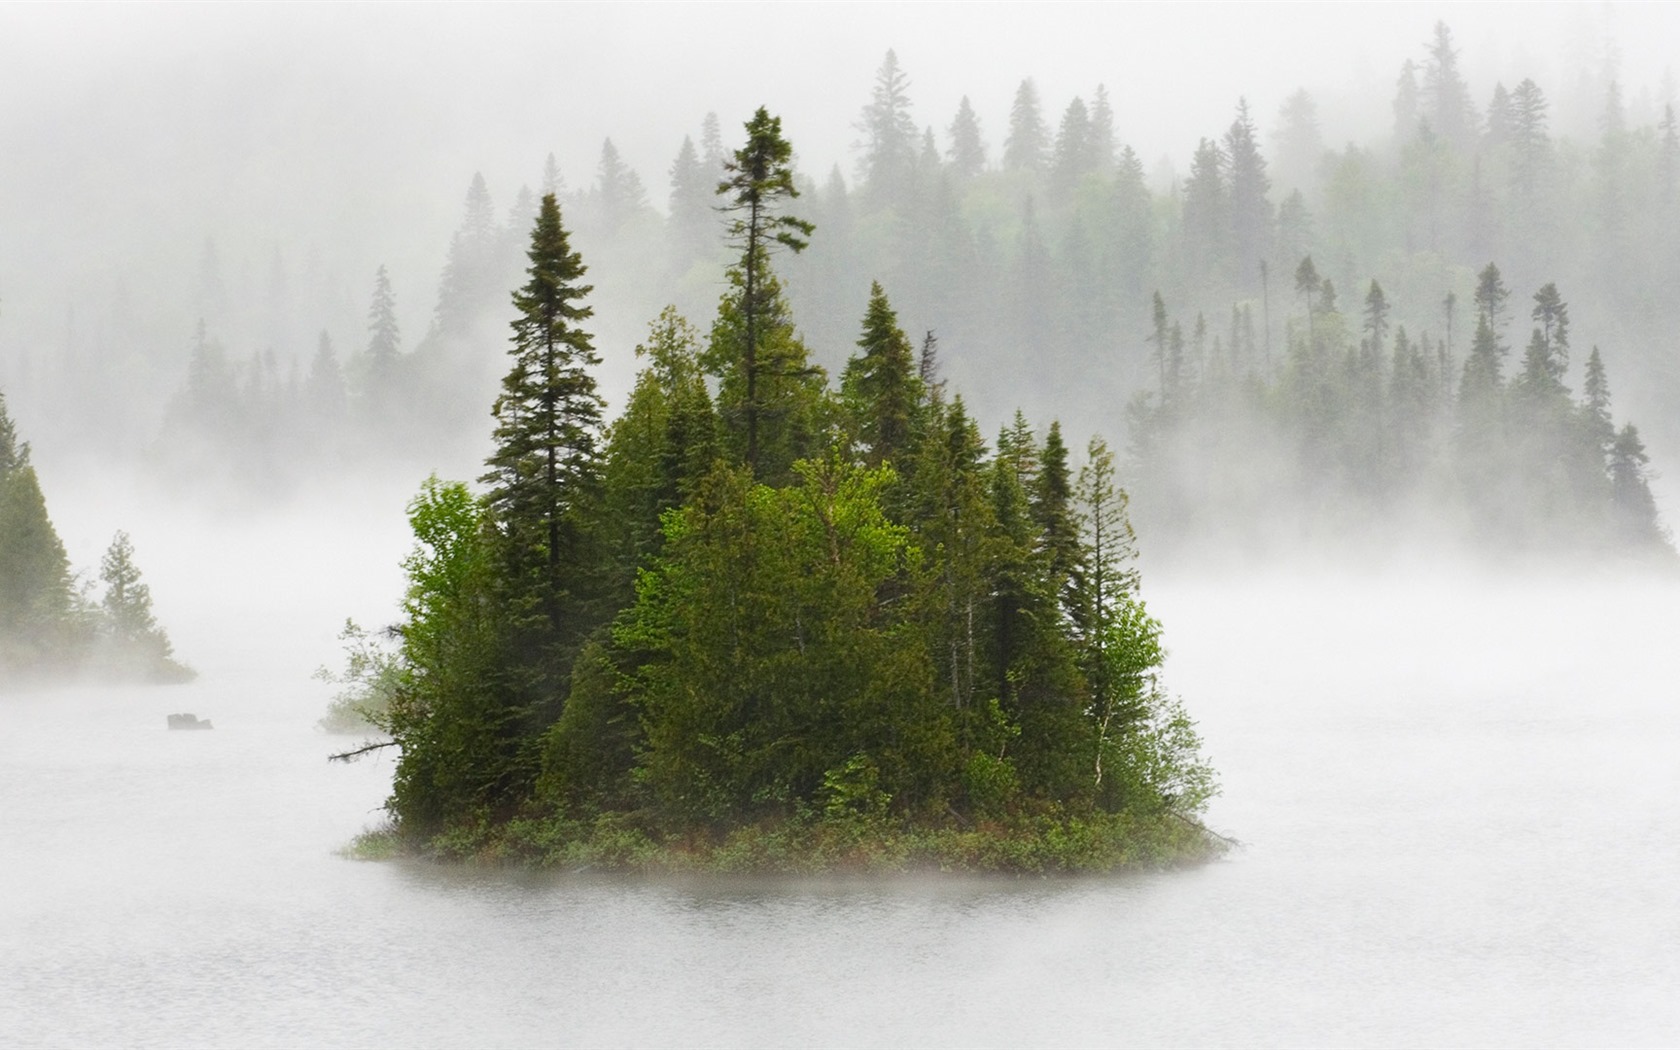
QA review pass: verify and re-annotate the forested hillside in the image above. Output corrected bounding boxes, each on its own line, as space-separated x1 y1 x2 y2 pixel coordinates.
2 21 1671 558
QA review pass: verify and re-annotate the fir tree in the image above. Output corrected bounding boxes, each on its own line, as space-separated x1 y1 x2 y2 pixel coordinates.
1050 97 1093 191
594 139 648 231
1003 79 1048 173
856 49 919 201
98 531 191 681
947 95 987 178
482 192 606 666
1225 98 1273 283
708 107 820 480
843 282 919 467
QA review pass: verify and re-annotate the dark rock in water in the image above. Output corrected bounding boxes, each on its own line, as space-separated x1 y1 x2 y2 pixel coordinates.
167 713 213 730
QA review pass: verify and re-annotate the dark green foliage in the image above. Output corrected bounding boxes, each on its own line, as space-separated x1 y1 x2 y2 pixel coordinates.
481 191 607 690
1 390 192 683
360 113 1217 872
94 532 193 683
0 461 77 675
842 282 920 466
709 107 821 481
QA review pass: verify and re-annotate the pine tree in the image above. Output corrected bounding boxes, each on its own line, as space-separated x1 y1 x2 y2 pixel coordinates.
1182 137 1229 280
1050 97 1093 191
1274 88 1324 192
98 531 190 681
305 330 347 424
843 282 919 466
1032 421 1079 611
1581 346 1614 454
947 96 987 178
1088 85 1117 170
481 192 607 667
0 387 25 476
1363 280 1391 357
1392 60 1421 142
1003 79 1048 173
0 438 76 673
707 107 821 480
1608 424 1665 548
856 49 919 201
1422 21 1478 150
434 173 500 337
667 134 715 261
1225 98 1273 283
1509 78 1550 198
594 139 649 231
1485 82 1514 147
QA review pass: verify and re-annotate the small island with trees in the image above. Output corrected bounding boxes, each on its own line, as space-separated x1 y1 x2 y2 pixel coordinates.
0 391 194 686
335 109 1222 874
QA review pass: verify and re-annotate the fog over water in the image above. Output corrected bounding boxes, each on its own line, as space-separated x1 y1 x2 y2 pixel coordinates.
4 521 1679 1043
6 3 1680 1045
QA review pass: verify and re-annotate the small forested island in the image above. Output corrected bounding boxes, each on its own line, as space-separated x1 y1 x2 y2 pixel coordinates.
0 391 193 685
338 110 1220 874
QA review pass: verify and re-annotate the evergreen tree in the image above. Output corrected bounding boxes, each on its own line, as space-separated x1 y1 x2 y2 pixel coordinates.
0 387 25 476
1363 280 1391 357
667 134 715 263
481 192 607 685
1608 424 1665 548
856 49 919 201
434 173 501 337
1581 346 1615 454
947 95 987 178
1520 282 1569 395
1392 60 1421 142
595 139 649 231
1422 21 1478 150
97 531 191 681
1032 421 1079 609
366 265 401 374
1274 88 1324 192
843 282 919 467
1225 98 1273 284
1485 82 1514 147
305 330 347 425
1050 97 1094 190
1509 78 1550 198
1182 138 1229 280
1003 79 1049 173
1088 85 1117 169
0 439 76 673
707 107 821 481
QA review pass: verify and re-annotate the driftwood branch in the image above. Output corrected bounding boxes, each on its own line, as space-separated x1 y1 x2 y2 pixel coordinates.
1173 810 1240 846
328 740 398 763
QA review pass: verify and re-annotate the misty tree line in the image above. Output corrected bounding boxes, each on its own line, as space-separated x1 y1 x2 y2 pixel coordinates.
347 109 1216 869
1124 262 1668 556
14 19 1675 539
0 390 191 683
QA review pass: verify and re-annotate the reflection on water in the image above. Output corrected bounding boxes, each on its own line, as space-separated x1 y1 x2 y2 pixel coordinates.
4 566 1679 1046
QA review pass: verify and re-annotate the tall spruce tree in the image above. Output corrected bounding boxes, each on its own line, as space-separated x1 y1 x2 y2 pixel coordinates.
1003 79 1049 173
947 96 987 178
843 282 919 467
708 107 820 480
482 192 606 675
856 50 919 202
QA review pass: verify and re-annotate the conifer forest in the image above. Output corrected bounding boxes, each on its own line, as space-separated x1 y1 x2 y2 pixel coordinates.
3 12 1676 870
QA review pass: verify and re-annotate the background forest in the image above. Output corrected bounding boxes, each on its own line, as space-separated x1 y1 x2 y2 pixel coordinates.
0 16 1672 560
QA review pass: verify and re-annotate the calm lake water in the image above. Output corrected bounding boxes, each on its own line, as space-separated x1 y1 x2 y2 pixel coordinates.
4 494 1679 1046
